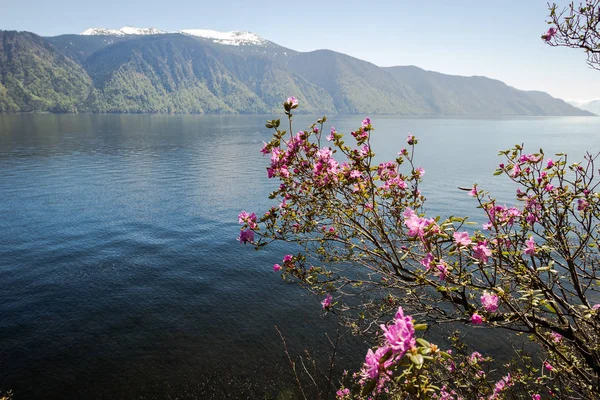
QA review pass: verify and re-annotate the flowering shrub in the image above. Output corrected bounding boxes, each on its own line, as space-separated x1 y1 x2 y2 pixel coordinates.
544 1 600 70
239 98 600 398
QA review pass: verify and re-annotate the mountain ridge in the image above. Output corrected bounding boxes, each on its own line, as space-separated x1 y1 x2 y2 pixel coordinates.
0 29 593 116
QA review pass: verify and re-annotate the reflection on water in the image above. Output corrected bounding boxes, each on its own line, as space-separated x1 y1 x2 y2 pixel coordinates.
0 113 598 399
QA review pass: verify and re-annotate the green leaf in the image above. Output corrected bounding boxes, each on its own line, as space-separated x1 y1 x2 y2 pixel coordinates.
544 303 558 313
410 354 424 368
414 323 428 330
361 379 377 396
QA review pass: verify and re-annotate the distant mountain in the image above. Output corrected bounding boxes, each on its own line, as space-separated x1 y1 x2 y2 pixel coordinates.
285 50 433 115
383 66 591 116
0 29 593 115
0 31 92 112
81 34 334 114
568 99 600 115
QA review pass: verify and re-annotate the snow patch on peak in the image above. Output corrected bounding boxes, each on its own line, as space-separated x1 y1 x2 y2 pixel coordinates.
119 26 166 35
81 28 125 36
79 26 267 46
178 29 266 46
80 27 166 36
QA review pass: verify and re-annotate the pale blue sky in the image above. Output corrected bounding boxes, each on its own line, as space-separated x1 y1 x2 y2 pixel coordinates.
1 0 599 101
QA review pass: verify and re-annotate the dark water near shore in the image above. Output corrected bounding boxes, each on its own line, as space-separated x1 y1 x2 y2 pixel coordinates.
0 114 598 399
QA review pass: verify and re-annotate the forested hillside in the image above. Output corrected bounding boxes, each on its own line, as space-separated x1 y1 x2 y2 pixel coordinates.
0 30 593 116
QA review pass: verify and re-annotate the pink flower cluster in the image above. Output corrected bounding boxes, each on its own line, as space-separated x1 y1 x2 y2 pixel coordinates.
380 307 417 356
238 229 254 244
273 254 295 272
312 146 340 186
524 236 536 255
403 208 438 240
237 211 258 244
450 229 493 264
238 211 257 229
321 293 333 309
490 373 513 399
360 307 416 391
377 161 407 191
481 291 499 312
335 388 350 399
486 204 522 226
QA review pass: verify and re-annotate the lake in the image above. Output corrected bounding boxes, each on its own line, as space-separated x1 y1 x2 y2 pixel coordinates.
0 113 598 399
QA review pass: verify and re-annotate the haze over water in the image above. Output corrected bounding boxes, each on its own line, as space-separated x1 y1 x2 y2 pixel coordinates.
0 114 598 399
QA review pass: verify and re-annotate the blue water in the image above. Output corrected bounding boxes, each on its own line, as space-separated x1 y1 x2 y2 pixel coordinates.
0 114 598 399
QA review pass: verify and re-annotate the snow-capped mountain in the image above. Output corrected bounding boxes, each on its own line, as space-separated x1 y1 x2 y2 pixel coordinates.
178 29 266 46
79 26 267 46
81 27 166 36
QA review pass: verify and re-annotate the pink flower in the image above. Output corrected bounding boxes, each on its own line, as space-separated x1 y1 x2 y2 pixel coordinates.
511 164 521 177
546 158 555 168
469 351 484 364
327 127 336 141
453 231 472 247
493 374 511 394
260 142 270 155
437 263 449 280
481 291 499 312
238 229 254 244
380 307 416 357
238 211 258 228
350 170 361 179
361 346 393 380
362 117 371 127
545 184 554 191
468 185 478 197
524 236 536 256
406 134 415 145
593 304 600 310
483 222 493 230
238 211 250 224
473 241 492 263
280 166 290 178
415 167 425 178
544 26 557 41
420 253 434 270
321 293 333 309
577 199 589 211
403 209 436 239
403 208 417 219
273 263 282 272
286 96 298 107
471 313 483 325
283 254 293 263
550 332 562 343
544 361 554 371
359 144 370 157
532 395 541 400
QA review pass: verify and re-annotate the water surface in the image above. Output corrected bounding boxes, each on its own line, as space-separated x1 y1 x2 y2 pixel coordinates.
0 114 598 399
